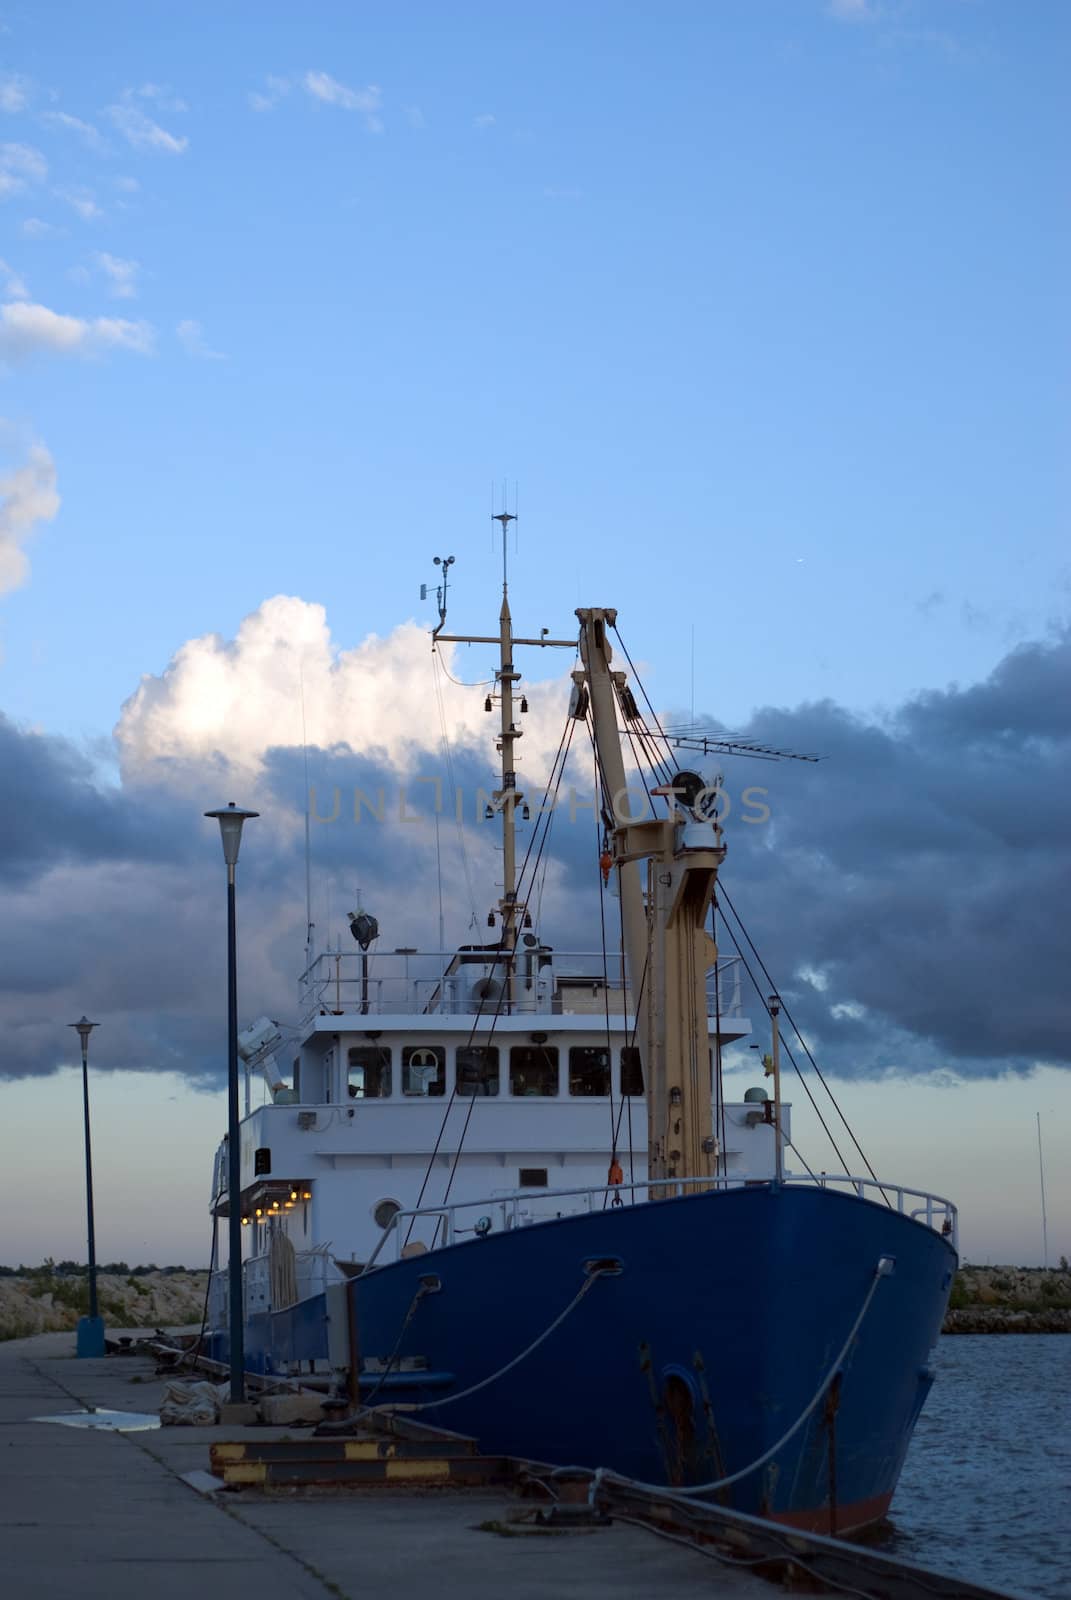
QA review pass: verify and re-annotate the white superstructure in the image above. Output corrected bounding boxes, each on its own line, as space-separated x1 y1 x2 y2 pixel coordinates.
208 942 795 1321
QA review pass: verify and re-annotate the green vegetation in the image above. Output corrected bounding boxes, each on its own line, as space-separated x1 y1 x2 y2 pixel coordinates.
944 1264 1071 1331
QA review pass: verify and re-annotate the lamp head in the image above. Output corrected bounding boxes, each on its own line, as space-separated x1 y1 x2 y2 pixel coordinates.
204 802 259 866
348 910 379 951
68 1016 99 1052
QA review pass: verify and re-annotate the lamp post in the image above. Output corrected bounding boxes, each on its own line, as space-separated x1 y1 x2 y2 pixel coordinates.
205 802 259 1405
68 1016 104 1358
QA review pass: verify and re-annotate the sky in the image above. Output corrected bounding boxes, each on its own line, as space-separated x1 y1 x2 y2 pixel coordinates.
0 1 1068 1267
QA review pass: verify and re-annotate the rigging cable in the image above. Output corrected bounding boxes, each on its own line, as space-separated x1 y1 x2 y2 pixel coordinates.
404 707 580 1243
716 903 856 1179
435 711 582 1221
429 713 579 1222
718 883 891 1205
611 623 679 783
712 891 727 1178
582 712 621 1179
431 650 480 929
431 644 496 690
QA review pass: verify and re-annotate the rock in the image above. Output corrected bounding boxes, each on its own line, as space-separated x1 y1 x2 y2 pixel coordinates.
258 1393 325 1426
0 1272 210 1342
219 1401 260 1426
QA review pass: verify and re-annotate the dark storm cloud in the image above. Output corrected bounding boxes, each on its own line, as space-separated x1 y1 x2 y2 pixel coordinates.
705 629 1071 1077
0 629 1068 1083
0 713 193 884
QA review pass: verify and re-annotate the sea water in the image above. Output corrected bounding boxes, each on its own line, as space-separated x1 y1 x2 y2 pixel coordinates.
885 1335 1070 1599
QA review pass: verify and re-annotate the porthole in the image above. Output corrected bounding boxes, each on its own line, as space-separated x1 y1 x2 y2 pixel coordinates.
373 1198 402 1231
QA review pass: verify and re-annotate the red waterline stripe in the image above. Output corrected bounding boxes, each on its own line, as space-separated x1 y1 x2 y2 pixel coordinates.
770 1488 893 1537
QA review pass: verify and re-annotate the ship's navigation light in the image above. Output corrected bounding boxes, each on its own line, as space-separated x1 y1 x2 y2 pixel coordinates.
521 803 531 821
487 910 496 927
474 1216 492 1238
520 695 528 713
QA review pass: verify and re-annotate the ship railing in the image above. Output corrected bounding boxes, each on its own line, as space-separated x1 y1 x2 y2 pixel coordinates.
297 948 745 1020
208 1247 334 1323
363 1171 958 1269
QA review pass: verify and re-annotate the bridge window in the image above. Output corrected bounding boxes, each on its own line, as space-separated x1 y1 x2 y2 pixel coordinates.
456 1045 499 1096
402 1045 445 1097
621 1046 644 1096
348 1045 392 1099
569 1046 611 1097
510 1045 559 1097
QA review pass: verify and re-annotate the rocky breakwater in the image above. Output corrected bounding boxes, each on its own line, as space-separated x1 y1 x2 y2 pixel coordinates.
0 1267 209 1340
942 1264 1071 1334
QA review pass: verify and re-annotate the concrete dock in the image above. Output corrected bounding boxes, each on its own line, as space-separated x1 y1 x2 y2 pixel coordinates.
0 1330 795 1600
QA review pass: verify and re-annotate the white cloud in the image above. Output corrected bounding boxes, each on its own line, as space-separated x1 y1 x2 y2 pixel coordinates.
94 251 139 298
106 90 188 154
473 113 496 131
248 75 291 112
132 83 188 113
0 300 154 362
543 185 583 201
0 259 28 299
403 105 425 130
114 175 139 193
20 217 60 240
116 598 575 783
0 437 59 595
302 71 382 132
826 0 879 20
175 319 225 361
0 142 47 198
41 111 108 152
54 185 102 221
0 74 31 114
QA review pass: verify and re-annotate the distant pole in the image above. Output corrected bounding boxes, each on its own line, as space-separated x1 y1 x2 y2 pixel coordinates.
1036 1112 1049 1268
68 1016 104 1356
769 994 784 1184
205 803 259 1404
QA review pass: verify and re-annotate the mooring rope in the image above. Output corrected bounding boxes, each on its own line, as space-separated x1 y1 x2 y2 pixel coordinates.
590 1256 893 1504
368 1264 610 1416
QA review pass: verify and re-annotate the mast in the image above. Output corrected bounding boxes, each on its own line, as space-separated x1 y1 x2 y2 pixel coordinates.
577 607 724 1187
492 511 521 958
432 518 575 997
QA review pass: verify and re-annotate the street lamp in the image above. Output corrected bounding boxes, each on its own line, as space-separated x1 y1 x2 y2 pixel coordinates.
68 1016 104 1358
204 802 259 1405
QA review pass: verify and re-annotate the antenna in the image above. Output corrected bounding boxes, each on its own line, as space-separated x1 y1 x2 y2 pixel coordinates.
1037 1111 1049 1267
690 623 695 726
492 510 516 593
430 554 455 639
300 665 314 969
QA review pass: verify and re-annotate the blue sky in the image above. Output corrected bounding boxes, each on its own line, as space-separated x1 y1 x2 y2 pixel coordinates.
1 1 1068 1264
3 0 1067 733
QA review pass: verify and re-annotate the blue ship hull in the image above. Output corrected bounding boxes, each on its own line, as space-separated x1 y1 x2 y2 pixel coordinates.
231 1183 955 1534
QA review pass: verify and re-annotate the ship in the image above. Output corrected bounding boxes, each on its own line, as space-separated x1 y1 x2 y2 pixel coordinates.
206 518 957 1534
